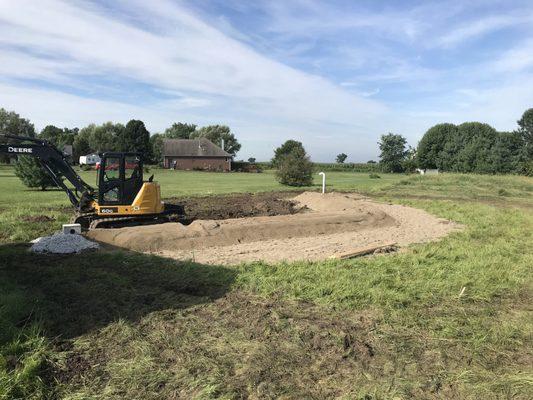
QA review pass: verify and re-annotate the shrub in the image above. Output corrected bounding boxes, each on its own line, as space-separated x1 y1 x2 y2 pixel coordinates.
255 161 273 170
276 153 313 186
272 140 306 167
369 173 381 179
14 156 57 190
521 160 533 177
231 161 263 173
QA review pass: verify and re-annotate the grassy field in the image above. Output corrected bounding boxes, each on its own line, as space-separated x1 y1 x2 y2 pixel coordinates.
0 165 532 399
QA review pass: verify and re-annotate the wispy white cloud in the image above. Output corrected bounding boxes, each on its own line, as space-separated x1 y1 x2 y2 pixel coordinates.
436 13 533 47
0 0 387 160
253 1 426 42
492 38 533 72
0 0 531 161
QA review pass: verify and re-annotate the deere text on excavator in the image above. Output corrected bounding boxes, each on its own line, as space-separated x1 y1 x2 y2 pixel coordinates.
0 134 184 229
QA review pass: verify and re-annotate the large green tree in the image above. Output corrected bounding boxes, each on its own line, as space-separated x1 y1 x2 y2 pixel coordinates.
39 125 63 145
402 146 418 172
76 122 124 155
0 108 35 138
164 122 197 139
453 122 499 173
417 116 529 174
150 133 165 165
517 108 533 159
490 131 526 174
73 132 92 162
94 122 124 152
117 120 151 157
40 125 78 152
0 109 36 163
190 125 241 156
417 123 458 170
336 153 348 163
378 133 408 173
272 140 306 167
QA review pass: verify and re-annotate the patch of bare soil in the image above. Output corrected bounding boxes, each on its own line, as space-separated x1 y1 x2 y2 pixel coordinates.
170 191 304 221
88 192 461 264
59 291 387 398
22 215 56 223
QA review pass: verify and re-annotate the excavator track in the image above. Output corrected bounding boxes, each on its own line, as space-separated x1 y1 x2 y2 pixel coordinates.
88 214 176 230
72 203 185 230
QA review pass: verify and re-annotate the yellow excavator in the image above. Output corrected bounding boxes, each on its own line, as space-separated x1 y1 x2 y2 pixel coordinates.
0 134 183 229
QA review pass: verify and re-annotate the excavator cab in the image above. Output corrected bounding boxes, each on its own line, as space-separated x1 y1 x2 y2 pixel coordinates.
98 153 144 206
92 152 170 221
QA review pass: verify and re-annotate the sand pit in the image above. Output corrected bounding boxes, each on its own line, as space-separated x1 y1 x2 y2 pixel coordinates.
87 192 461 264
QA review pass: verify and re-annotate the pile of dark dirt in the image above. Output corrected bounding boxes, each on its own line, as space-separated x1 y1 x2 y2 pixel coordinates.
168 191 304 222
22 215 56 223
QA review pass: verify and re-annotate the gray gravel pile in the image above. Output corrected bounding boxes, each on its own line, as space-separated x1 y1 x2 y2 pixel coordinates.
30 233 99 254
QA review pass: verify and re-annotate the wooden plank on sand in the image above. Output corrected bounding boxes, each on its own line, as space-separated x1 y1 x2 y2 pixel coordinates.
331 242 397 260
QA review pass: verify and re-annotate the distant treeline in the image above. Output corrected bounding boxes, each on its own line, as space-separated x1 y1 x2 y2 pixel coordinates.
254 161 381 173
2 106 532 176
416 109 532 175
312 162 381 173
0 109 241 165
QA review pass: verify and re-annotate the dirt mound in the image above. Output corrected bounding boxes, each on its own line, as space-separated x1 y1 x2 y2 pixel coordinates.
88 192 461 264
170 192 303 222
293 191 367 212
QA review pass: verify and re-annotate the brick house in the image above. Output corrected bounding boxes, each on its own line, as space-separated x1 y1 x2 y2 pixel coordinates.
162 138 232 171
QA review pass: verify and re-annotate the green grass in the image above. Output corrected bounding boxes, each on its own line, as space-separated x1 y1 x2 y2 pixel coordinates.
0 165 532 399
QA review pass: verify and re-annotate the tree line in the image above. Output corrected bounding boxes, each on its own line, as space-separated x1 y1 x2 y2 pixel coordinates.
0 108 241 165
2 105 532 192
377 108 532 176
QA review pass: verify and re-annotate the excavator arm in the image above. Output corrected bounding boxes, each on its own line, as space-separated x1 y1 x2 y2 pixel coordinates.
0 134 95 212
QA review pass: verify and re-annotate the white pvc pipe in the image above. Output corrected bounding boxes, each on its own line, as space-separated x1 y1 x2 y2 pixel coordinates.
319 172 326 194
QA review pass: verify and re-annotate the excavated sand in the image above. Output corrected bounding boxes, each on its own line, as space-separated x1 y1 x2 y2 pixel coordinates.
87 192 461 265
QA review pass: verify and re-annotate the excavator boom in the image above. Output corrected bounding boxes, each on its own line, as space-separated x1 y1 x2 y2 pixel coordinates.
1 134 184 230
0 134 95 211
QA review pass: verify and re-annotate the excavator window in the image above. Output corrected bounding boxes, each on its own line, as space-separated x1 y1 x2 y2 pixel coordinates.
125 155 141 180
104 156 120 181
103 187 119 203
98 153 144 206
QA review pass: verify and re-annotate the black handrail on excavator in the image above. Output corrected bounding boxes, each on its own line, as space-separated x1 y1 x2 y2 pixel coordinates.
0 134 95 212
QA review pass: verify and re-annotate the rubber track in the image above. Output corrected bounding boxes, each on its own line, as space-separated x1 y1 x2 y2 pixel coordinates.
89 215 173 230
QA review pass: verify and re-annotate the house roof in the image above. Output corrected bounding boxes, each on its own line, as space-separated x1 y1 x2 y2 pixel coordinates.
162 138 231 157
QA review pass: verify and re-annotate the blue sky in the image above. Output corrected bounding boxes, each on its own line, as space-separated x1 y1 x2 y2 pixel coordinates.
0 0 532 161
